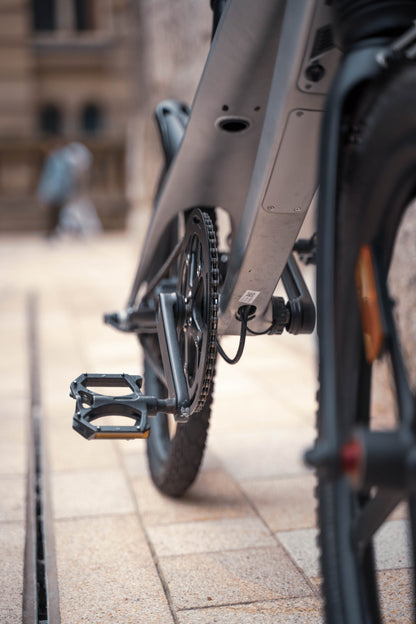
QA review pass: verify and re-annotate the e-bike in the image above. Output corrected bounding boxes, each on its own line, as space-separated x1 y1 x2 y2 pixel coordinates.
71 2 416 621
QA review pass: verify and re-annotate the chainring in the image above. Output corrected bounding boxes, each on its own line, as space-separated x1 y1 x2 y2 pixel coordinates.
177 208 219 414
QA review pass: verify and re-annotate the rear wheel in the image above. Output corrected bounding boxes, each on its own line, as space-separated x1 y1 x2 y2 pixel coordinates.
318 64 416 622
144 356 212 497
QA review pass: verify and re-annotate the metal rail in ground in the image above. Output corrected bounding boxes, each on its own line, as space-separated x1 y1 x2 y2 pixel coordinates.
23 293 60 624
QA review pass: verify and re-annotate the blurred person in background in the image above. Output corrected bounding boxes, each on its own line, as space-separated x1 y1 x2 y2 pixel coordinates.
38 141 101 239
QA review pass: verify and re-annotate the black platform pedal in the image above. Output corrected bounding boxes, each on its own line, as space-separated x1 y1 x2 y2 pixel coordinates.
70 373 169 441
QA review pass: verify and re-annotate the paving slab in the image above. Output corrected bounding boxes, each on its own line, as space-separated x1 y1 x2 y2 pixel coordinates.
0 416 27 476
48 419 121 472
0 476 25 522
55 514 174 624
0 524 25 624
241 474 317 532
378 569 412 624
147 517 275 557
277 528 320 579
375 519 412 569
278 519 413 582
211 335 317 431
0 295 27 400
177 597 323 624
159 546 314 610
209 426 314 481
52 468 136 519
130 469 255 526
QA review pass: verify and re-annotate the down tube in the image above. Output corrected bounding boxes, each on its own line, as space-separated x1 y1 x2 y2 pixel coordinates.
218 0 340 335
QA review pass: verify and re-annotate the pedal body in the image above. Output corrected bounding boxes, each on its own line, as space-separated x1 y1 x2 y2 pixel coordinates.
71 373 173 440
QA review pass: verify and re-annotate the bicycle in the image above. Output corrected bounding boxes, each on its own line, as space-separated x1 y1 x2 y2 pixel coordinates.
70 1 416 622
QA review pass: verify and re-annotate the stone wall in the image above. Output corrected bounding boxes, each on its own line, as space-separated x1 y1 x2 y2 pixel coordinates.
128 0 212 214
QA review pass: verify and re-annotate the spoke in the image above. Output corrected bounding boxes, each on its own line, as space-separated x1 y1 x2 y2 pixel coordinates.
181 253 189 296
191 274 202 300
187 321 202 381
192 279 204 328
189 239 198 290
194 323 203 347
188 319 202 343
183 330 191 371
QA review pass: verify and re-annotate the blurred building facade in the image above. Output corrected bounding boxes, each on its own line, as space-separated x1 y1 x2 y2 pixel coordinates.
0 0 136 231
126 0 211 215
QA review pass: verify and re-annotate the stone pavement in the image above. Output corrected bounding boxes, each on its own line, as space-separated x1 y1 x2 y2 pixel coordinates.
0 223 412 623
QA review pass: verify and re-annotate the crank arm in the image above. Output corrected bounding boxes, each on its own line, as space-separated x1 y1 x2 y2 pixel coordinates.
104 275 178 334
281 253 316 334
157 292 190 422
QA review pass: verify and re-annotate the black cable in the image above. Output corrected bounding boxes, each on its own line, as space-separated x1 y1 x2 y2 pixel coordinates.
246 324 273 336
216 306 251 364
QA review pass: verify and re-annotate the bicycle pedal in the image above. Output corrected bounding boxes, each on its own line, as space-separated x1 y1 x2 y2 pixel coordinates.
70 373 152 441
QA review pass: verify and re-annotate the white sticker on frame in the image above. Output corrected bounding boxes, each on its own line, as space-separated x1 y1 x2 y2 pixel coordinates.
239 290 261 305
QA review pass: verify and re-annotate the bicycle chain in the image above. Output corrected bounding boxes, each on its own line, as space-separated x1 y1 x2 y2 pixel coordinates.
197 210 219 413
177 209 219 414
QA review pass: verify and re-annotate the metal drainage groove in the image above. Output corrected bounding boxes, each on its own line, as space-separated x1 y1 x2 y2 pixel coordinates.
23 293 60 624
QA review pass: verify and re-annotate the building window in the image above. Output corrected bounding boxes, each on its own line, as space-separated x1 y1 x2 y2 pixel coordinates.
32 0 96 33
74 0 95 31
39 104 62 135
81 104 102 135
32 0 56 31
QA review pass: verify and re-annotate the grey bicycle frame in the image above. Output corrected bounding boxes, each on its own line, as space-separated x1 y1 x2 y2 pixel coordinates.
128 0 341 335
